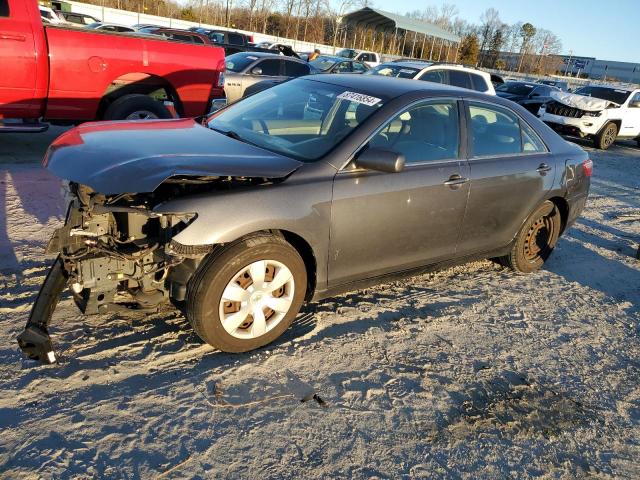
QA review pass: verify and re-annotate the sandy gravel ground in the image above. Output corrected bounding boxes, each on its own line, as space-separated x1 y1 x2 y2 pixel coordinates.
0 136 638 479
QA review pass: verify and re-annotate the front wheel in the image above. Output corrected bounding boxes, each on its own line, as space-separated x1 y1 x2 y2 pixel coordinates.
186 235 307 352
594 122 617 150
499 201 561 273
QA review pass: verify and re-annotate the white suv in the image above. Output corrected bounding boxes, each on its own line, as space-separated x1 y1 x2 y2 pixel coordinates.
539 85 640 149
365 60 496 95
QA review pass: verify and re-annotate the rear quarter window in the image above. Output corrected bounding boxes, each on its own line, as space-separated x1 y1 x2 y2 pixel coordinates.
469 73 489 92
0 0 8 17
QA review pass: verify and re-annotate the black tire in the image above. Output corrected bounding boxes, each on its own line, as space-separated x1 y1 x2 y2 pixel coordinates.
103 94 171 121
594 122 617 150
499 201 561 273
186 234 307 353
636 139 640 148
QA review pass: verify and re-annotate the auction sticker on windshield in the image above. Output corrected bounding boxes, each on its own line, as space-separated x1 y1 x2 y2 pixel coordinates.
337 91 381 106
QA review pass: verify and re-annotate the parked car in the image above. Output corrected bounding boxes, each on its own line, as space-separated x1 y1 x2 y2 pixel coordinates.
365 60 496 95
18 74 591 363
86 22 135 33
490 73 505 87
495 81 560 115
335 48 381 67
539 85 640 149
538 79 569 92
136 26 211 45
39 5 65 24
0 0 225 132
223 52 311 103
309 55 370 74
56 10 99 25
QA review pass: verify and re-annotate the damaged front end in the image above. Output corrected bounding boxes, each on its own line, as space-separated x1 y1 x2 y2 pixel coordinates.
18 180 224 363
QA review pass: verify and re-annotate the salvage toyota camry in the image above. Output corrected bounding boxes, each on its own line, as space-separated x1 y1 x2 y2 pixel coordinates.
18 75 592 363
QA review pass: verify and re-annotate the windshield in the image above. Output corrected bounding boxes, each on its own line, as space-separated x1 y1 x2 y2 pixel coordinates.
225 53 259 72
573 86 631 105
309 56 339 71
336 48 357 59
496 82 536 96
366 64 420 79
208 78 387 162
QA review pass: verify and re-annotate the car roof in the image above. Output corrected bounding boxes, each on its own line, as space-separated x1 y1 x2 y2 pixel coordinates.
303 73 471 97
228 51 306 63
315 55 354 62
385 60 433 69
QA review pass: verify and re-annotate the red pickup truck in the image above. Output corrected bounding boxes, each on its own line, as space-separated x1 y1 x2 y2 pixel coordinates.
0 0 225 132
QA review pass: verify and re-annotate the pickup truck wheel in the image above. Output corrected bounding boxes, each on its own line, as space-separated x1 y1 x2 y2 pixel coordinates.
103 94 172 121
186 235 307 353
499 200 561 273
595 122 617 150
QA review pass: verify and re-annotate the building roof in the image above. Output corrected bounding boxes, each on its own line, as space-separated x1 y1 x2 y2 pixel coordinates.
341 7 460 43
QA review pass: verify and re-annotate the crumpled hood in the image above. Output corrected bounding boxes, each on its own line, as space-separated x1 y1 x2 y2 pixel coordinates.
549 91 615 111
43 119 302 194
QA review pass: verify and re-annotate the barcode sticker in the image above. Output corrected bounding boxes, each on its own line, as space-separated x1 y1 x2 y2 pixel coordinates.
337 91 382 106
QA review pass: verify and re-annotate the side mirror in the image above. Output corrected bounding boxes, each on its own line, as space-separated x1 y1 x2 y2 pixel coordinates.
252 67 263 75
355 148 405 173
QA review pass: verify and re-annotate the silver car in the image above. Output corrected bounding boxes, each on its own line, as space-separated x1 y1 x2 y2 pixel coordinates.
224 52 311 103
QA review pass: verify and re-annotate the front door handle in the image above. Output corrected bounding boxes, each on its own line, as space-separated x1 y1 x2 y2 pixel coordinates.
537 163 552 174
443 174 469 188
0 33 26 42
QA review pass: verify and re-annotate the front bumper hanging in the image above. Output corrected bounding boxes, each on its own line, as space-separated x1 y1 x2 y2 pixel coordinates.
17 256 67 364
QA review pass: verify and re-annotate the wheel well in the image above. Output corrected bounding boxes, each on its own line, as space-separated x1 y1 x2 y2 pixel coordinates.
599 119 621 135
96 73 183 120
226 229 318 301
548 196 569 234
278 230 317 302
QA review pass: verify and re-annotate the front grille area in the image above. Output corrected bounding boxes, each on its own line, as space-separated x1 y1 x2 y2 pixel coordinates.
544 101 587 118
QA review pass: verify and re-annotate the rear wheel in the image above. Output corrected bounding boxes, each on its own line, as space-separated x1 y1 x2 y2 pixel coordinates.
499 201 561 273
186 235 307 352
103 94 172 121
594 122 617 150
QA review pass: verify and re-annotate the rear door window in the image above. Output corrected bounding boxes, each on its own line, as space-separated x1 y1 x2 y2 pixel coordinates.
469 73 489 92
228 33 245 45
283 61 310 77
449 70 473 90
419 69 447 84
468 103 522 157
0 0 8 17
336 62 353 73
256 59 282 76
352 62 367 73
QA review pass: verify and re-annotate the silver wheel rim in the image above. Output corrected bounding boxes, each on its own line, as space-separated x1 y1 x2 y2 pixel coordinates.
125 110 159 120
604 125 616 146
219 260 295 339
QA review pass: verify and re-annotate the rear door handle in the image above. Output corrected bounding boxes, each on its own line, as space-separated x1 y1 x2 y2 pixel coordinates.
443 174 469 187
536 163 552 174
0 33 26 42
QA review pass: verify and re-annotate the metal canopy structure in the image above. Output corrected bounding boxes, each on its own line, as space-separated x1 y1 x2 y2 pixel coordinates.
341 7 460 44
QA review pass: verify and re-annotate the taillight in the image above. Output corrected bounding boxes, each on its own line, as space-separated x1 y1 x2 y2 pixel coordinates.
582 158 593 177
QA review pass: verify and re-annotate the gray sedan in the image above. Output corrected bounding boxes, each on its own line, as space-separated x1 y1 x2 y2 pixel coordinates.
19 75 591 362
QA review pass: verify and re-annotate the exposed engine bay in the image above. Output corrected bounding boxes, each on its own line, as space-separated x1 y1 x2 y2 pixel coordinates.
17 176 273 363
